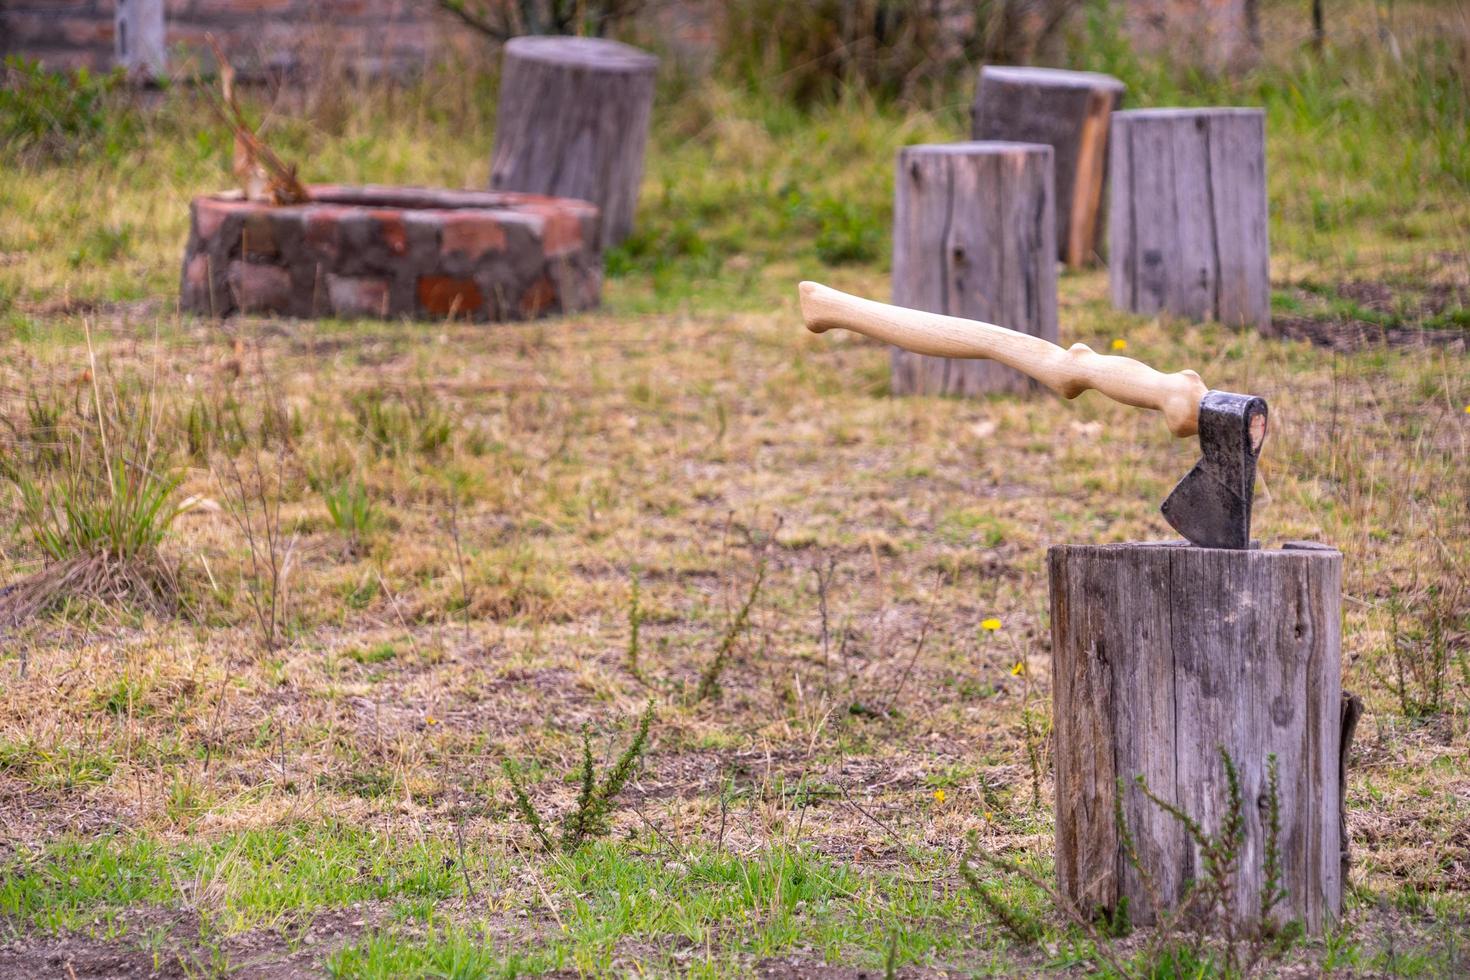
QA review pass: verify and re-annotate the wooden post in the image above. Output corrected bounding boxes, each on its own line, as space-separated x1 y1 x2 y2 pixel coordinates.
890 142 1057 398
490 36 657 250
1108 107 1270 331
1049 541 1343 933
115 0 167 79
971 67 1125 267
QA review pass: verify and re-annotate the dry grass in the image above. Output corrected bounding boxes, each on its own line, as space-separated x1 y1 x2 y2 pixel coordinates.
0 2 1467 974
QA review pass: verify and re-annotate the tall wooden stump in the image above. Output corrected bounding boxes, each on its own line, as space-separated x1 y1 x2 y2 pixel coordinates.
1050 541 1343 933
490 37 657 250
1109 108 1270 330
115 0 167 79
971 67 1125 267
890 142 1057 398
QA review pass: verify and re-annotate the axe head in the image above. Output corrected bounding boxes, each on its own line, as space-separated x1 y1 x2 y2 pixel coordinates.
1160 391 1268 549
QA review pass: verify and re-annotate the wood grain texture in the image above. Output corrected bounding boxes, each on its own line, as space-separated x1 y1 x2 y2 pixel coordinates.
114 0 166 76
799 282 1208 437
890 142 1058 398
1050 541 1342 933
971 67 1125 267
489 36 657 250
1108 108 1270 330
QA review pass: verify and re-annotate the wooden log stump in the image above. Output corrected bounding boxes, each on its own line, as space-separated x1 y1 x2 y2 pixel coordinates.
971 67 1125 267
115 0 167 78
490 36 657 251
890 142 1057 398
1049 541 1343 933
1109 107 1270 330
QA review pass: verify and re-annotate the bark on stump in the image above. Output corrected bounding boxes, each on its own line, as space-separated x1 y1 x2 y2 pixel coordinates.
1049 541 1344 933
890 142 1058 398
1109 107 1270 330
971 66 1125 267
490 36 657 250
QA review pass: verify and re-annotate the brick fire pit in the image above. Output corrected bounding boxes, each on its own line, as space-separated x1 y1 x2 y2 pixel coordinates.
179 185 601 321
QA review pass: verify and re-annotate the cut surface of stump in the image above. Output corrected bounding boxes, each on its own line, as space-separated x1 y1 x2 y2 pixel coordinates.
1049 541 1343 933
971 66 1125 267
490 36 657 250
179 185 601 322
1109 107 1270 330
891 142 1058 398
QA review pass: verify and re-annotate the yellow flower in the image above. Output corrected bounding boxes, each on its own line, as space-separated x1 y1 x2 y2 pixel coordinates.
1464 404 1470 414
1011 661 1025 677
933 789 946 805
1111 338 1127 351
981 617 1002 631
426 714 439 727
983 811 994 822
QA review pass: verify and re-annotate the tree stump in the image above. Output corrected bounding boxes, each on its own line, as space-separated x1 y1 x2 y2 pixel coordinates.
490 36 657 251
1108 108 1270 330
890 142 1058 398
115 0 167 78
1049 541 1343 933
971 66 1125 267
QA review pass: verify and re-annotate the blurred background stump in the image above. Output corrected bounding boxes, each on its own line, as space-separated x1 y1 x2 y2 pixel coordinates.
890 142 1058 398
1108 107 1270 330
971 66 1125 267
490 36 658 250
1050 541 1344 932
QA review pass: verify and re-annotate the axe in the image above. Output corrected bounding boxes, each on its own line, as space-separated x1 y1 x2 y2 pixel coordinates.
799 282 1268 550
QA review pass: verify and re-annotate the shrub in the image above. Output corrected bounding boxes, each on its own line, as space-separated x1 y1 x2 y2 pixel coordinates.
0 57 137 163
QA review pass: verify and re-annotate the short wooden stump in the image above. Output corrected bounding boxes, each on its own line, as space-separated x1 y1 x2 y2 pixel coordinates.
890 142 1058 398
1108 108 1270 330
490 36 658 250
1049 541 1343 933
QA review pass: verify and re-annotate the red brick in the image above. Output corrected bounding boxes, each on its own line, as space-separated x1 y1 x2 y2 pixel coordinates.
439 213 506 260
303 206 345 259
228 261 292 314
369 210 407 255
327 275 389 318
417 276 483 317
521 201 586 258
195 197 253 241
518 276 558 318
184 254 209 290
241 212 278 258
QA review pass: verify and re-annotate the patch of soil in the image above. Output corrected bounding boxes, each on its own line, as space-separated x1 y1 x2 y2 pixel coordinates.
1267 315 1467 352
1268 278 1469 351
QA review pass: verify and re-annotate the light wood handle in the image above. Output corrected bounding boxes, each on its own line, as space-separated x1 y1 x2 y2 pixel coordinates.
799 281 1209 438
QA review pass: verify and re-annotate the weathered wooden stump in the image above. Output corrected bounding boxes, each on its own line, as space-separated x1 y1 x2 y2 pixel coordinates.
890 142 1057 398
1050 541 1343 933
115 0 167 78
1109 108 1270 330
971 66 1125 267
490 36 657 250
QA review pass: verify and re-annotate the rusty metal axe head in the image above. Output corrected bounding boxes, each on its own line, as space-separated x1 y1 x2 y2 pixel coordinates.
1160 391 1268 550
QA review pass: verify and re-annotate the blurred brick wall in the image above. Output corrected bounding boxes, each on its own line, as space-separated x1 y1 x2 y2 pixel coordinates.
2 0 477 77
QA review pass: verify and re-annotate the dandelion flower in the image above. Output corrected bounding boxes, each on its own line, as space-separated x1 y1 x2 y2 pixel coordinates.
981 617 1002 631
1464 404 1470 414
983 811 994 822
1111 338 1127 351
933 789 946 805
1011 661 1025 677
426 714 440 727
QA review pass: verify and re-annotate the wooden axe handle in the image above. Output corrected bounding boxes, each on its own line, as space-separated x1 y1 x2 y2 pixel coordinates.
800 281 1209 438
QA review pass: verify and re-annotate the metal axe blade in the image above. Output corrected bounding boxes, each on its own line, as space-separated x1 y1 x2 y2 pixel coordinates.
1160 391 1268 549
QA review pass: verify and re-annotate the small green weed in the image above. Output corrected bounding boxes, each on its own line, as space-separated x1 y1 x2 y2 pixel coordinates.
322 481 381 552
503 700 655 854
